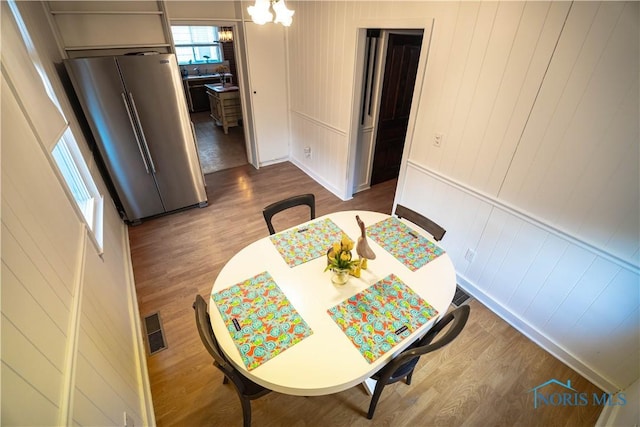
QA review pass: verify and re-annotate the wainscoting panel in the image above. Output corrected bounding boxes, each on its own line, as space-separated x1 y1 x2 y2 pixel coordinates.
290 111 349 198
399 163 639 392
401 165 493 275
73 245 143 425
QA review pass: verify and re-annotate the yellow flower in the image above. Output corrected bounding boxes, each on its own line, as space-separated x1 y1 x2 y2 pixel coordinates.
341 235 354 251
325 238 359 272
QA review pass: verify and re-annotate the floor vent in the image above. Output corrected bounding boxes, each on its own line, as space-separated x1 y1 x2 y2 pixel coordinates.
144 312 167 355
452 285 472 307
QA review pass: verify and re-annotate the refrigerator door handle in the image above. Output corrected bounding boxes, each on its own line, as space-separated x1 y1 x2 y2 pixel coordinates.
121 92 151 174
127 92 156 174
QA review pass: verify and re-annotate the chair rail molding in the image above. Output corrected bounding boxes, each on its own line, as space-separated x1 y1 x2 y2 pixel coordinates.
406 160 638 274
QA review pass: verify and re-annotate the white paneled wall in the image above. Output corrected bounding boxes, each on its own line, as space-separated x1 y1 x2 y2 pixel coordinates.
290 112 349 197
1 2 153 425
412 1 572 194
286 0 638 392
73 240 145 426
402 163 639 391
499 1 639 265
2 75 80 425
287 1 359 192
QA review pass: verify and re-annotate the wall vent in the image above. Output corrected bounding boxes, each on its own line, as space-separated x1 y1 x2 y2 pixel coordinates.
144 312 167 355
452 285 472 307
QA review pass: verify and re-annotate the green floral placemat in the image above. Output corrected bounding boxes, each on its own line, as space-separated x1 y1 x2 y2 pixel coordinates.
269 218 348 267
367 217 445 271
212 271 313 370
327 274 438 363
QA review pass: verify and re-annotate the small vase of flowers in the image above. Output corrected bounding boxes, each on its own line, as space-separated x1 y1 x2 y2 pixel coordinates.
214 64 230 86
325 235 360 285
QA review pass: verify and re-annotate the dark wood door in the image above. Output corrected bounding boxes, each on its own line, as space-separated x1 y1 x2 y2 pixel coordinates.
370 33 422 185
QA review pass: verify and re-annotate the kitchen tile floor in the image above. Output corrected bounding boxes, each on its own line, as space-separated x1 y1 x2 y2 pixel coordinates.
192 111 247 174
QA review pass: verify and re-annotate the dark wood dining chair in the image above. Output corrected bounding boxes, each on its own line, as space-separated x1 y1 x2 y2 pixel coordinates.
365 304 470 420
262 193 316 235
395 204 447 241
193 295 271 427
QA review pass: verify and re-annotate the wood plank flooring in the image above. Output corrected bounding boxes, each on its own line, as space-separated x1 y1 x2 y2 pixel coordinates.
128 162 603 427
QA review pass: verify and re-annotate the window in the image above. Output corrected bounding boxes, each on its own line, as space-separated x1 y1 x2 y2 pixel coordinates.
8 0 104 252
171 25 223 65
52 129 104 243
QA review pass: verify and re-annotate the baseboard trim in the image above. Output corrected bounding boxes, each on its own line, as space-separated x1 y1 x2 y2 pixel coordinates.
259 156 289 168
456 274 619 394
290 158 350 201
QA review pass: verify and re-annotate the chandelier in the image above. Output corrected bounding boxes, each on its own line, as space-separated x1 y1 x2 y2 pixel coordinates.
247 0 294 27
218 27 233 43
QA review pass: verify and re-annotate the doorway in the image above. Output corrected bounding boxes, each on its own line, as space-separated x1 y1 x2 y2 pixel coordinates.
172 22 250 174
351 28 425 195
370 31 423 185
191 111 247 174
190 34 249 174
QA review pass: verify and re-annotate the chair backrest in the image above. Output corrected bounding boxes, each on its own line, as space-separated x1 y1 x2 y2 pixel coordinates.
378 304 470 380
193 295 239 380
395 204 446 241
262 193 316 235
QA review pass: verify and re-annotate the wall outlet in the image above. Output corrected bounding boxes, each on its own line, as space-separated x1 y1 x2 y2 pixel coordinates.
434 133 444 148
304 146 312 158
123 412 134 427
465 248 476 263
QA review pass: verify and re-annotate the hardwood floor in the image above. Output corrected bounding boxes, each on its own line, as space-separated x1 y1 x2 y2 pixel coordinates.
128 162 603 427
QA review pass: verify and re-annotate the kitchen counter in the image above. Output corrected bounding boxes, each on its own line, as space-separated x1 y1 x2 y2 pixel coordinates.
182 73 235 112
183 73 232 81
204 84 239 93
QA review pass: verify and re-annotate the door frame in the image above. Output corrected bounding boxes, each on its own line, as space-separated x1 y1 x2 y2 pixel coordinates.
346 18 434 200
168 19 258 168
370 29 424 187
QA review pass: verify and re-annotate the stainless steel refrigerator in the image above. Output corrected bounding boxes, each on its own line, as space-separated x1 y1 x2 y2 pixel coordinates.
64 53 207 224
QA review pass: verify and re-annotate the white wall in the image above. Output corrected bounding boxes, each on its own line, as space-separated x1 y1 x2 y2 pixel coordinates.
1 2 154 425
286 0 639 392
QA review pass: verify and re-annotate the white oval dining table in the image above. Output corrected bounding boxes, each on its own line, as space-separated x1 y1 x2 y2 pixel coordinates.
209 210 456 396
